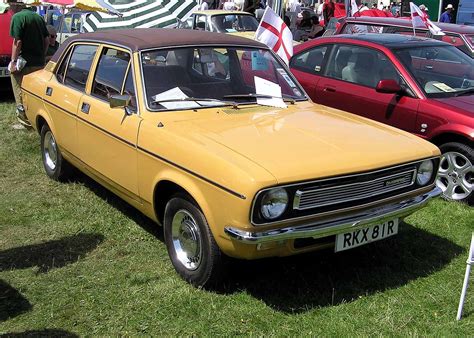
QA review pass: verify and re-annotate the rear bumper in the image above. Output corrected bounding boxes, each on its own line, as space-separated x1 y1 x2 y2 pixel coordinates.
224 187 441 244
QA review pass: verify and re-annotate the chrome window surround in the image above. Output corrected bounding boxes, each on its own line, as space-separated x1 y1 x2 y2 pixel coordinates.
138 44 309 112
250 157 439 226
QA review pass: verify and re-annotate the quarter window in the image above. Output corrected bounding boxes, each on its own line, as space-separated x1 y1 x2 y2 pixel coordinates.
326 45 400 88
64 44 98 91
56 47 72 83
92 47 131 101
290 46 328 74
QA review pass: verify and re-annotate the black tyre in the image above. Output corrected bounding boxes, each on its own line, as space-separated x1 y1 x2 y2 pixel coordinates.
437 142 473 204
40 124 71 181
164 195 225 287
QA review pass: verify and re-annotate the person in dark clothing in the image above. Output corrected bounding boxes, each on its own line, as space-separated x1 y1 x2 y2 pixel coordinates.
323 0 335 27
439 4 454 23
9 5 49 128
243 0 259 15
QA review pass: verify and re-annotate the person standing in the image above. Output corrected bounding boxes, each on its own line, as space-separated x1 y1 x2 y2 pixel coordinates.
45 25 59 62
9 5 49 128
243 0 259 15
439 4 454 23
322 0 334 27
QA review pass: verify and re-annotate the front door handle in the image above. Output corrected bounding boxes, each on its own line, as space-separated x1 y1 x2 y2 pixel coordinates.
324 86 336 92
81 102 90 114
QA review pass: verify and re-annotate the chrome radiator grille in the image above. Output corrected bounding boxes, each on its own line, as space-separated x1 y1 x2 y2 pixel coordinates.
293 169 416 210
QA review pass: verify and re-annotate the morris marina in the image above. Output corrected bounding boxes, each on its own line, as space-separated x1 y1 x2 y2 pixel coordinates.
22 29 441 287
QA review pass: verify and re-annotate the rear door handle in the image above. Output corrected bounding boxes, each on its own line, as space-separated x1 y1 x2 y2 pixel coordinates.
324 86 336 92
81 102 90 114
46 87 53 96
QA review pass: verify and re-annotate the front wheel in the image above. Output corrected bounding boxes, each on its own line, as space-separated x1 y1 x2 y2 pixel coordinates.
163 195 225 287
437 142 473 204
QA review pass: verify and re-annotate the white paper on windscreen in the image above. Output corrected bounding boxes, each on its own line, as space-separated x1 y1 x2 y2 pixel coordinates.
254 76 287 108
151 87 195 109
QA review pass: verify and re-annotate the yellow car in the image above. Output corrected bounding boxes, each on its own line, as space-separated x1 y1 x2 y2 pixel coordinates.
177 10 258 40
22 29 441 287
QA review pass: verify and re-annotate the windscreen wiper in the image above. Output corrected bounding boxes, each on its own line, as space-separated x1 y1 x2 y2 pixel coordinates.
454 88 474 97
151 97 240 109
223 93 296 104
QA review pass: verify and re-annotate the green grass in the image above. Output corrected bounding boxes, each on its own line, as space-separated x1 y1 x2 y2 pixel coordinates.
0 96 473 335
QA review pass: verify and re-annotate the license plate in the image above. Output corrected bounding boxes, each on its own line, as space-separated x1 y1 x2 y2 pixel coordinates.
0 68 10 77
335 219 399 252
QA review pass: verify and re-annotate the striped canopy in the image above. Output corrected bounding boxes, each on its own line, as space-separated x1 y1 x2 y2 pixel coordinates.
83 0 198 32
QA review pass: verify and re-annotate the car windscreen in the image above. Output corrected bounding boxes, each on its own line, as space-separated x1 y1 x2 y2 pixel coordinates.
210 14 259 33
141 46 307 111
393 45 474 98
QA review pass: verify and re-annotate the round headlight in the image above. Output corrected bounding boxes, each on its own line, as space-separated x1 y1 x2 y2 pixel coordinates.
417 160 434 186
260 188 288 220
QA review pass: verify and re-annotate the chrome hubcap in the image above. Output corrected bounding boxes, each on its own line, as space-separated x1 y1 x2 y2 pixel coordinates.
171 210 202 271
43 131 57 171
437 151 473 201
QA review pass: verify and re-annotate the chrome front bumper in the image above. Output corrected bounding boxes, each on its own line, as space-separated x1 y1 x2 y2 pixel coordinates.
224 187 441 244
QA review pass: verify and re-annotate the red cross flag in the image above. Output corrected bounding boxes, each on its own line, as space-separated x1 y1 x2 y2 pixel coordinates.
255 7 293 65
410 2 444 36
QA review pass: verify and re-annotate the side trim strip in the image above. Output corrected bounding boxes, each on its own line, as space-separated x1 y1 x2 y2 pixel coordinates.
24 88 246 200
138 146 246 200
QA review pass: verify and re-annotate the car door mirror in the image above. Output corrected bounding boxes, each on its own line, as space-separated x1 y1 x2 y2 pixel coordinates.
110 94 131 109
376 79 402 94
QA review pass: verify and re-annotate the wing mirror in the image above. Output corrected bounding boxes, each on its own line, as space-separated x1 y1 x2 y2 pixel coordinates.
110 94 133 115
375 79 402 94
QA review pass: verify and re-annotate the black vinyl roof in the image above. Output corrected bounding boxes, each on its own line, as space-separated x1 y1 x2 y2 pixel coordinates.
51 28 265 62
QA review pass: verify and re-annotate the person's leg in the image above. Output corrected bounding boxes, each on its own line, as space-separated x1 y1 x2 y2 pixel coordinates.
10 66 43 128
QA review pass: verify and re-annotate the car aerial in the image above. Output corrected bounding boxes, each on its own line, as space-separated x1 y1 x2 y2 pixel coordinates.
22 29 441 287
176 10 259 40
290 34 473 204
331 17 474 58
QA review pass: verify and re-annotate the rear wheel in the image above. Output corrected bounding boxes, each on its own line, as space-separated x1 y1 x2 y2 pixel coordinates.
163 195 225 287
40 124 71 181
437 142 473 204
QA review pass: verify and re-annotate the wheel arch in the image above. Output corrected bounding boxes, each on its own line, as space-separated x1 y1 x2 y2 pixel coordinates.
152 174 214 229
35 111 56 137
430 131 473 148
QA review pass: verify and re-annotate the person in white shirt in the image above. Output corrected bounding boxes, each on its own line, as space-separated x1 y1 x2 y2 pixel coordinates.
199 0 209 10
316 1 324 22
223 0 237 10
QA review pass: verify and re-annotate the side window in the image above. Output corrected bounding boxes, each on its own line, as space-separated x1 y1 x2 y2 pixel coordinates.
178 16 194 29
196 15 207 30
290 45 328 74
92 47 130 101
326 45 400 88
64 44 98 91
56 47 73 83
123 70 137 110
342 23 383 34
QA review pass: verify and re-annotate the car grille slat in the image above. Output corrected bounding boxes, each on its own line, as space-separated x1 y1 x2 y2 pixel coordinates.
293 169 416 210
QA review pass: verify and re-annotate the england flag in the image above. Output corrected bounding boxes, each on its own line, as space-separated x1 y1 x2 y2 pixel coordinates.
410 2 444 36
255 7 293 65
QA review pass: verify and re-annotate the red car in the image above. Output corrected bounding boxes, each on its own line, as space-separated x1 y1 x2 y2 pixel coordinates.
0 9 13 79
332 16 474 58
290 34 473 203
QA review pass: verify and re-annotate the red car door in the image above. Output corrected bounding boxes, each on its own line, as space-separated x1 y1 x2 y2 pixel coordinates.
312 44 419 133
289 45 330 99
